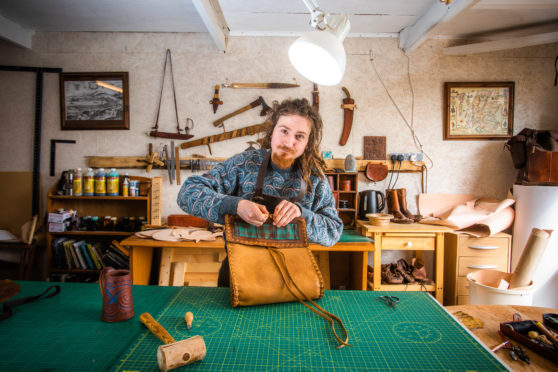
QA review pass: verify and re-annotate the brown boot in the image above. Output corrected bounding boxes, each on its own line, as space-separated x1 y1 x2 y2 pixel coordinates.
412 257 433 285
386 189 412 224
396 188 422 222
396 258 415 283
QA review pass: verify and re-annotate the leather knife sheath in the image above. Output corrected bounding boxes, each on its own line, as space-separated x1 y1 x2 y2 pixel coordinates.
339 87 355 146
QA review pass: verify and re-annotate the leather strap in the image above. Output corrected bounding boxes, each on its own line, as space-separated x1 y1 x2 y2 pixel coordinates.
254 151 305 203
153 49 181 133
268 248 351 348
0 285 60 322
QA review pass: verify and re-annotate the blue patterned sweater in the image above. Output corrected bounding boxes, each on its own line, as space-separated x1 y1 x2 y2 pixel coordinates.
177 149 343 246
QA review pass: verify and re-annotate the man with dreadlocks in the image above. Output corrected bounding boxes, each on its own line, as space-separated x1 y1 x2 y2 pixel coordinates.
177 98 343 286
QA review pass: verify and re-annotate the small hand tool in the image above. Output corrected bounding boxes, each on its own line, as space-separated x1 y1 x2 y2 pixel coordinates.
209 85 223 113
140 312 206 371
378 295 399 309
534 320 558 350
184 311 193 330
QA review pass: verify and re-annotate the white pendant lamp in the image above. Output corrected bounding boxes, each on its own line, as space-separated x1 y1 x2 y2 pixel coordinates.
288 1 350 86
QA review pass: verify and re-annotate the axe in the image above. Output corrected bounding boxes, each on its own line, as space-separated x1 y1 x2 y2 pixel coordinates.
213 96 271 128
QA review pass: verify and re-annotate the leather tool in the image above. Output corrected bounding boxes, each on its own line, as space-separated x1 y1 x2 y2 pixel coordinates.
213 96 271 128
312 82 319 111
149 49 194 140
162 145 173 184
175 146 181 185
145 143 164 173
170 141 175 184
378 295 399 309
209 85 223 113
221 82 299 89
339 87 356 146
140 312 206 371
180 122 269 154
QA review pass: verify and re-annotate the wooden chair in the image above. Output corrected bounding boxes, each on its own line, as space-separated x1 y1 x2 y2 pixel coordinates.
0 215 38 280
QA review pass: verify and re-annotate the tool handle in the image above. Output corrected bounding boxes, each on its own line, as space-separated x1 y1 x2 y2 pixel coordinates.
140 312 176 344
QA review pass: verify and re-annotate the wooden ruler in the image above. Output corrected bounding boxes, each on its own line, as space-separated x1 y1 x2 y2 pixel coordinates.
150 177 162 225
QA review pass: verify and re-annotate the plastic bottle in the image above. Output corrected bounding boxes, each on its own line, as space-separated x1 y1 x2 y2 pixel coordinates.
65 169 74 196
83 168 95 196
73 168 83 196
122 173 130 197
95 168 106 196
107 168 119 196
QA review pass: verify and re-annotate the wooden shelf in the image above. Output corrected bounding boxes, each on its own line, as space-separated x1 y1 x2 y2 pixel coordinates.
50 231 132 236
49 195 148 201
46 176 161 280
324 159 425 172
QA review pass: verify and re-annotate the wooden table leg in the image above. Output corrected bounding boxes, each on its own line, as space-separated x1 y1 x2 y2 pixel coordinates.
129 245 153 285
435 232 444 302
373 233 382 291
159 247 173 286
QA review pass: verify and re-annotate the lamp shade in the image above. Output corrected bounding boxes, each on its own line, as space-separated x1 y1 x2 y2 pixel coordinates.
288 30 346 86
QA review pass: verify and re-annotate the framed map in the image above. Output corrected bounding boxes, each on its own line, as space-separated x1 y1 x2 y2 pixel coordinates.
444 82 514 140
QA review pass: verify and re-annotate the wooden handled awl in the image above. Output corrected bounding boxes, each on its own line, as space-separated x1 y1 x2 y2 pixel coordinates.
140 312 206 371
185 312 193 330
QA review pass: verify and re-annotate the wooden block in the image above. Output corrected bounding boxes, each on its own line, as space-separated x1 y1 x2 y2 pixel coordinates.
363 136 386 160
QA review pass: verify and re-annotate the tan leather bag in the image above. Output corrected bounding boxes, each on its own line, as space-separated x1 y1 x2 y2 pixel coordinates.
225 215 323 307
224 214 351 348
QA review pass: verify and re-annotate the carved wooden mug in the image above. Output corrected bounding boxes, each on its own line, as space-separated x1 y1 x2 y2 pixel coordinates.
100 266 134 322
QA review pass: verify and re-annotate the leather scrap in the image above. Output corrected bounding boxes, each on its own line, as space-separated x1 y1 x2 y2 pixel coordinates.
365 163 388 182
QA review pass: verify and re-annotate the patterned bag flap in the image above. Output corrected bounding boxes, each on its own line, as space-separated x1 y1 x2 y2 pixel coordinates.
224 214 308 248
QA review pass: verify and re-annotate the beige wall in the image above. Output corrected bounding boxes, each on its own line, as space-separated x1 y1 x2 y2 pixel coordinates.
1 32 557 221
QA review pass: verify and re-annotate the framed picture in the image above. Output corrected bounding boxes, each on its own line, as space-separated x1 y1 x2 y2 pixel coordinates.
60 72 129 130
444 82 514 140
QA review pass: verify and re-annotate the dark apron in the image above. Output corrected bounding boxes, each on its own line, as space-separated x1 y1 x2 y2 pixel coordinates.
217 150 305 287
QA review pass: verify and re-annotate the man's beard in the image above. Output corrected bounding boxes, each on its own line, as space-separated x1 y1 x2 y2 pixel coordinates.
272 147 296 169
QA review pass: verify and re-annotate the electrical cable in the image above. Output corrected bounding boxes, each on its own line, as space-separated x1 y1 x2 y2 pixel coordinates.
369 49 434 170
391 159 402 189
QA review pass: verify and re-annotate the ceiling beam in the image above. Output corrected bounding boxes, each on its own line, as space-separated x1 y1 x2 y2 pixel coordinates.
0 14 33 49
399 0 478 54
192 0 229 52
443 31 558 55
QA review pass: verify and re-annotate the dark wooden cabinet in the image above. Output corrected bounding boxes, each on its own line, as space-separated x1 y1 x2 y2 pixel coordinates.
325 172 358 228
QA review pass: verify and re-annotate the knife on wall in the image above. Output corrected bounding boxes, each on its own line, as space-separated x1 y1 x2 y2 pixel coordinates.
222 83 299 89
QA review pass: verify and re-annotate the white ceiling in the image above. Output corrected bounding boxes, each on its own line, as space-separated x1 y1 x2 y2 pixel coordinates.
1 0 557 54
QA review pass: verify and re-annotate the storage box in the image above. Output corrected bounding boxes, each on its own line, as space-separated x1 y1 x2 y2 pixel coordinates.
48 209 76 223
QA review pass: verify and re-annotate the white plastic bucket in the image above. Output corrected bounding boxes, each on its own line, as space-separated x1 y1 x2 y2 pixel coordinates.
467 269 534 305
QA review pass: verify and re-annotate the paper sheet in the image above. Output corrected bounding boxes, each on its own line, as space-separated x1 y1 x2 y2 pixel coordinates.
0 229 20 242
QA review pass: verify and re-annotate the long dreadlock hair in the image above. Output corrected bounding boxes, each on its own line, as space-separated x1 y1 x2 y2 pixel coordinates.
261 98 326 193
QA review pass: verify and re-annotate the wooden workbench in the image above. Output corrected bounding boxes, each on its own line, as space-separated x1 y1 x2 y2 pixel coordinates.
446 304 558 371
120 230 374 289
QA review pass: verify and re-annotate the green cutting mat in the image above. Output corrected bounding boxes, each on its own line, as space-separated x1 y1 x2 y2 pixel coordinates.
0 281 177 371
113 288 508 371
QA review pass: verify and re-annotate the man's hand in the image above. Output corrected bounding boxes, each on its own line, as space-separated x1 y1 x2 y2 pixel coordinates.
273 200 301 227
237 199 269 226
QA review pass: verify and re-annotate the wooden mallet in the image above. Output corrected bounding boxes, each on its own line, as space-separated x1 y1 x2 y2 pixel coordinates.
140 312 206 372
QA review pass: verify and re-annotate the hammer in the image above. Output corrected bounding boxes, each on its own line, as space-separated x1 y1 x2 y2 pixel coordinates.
140 312 206 372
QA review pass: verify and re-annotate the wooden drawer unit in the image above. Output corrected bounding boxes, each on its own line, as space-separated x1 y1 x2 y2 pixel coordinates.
382 234 436 251
443 232 511 306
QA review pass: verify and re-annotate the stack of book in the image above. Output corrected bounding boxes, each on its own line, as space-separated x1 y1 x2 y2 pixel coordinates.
52 238 129 270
